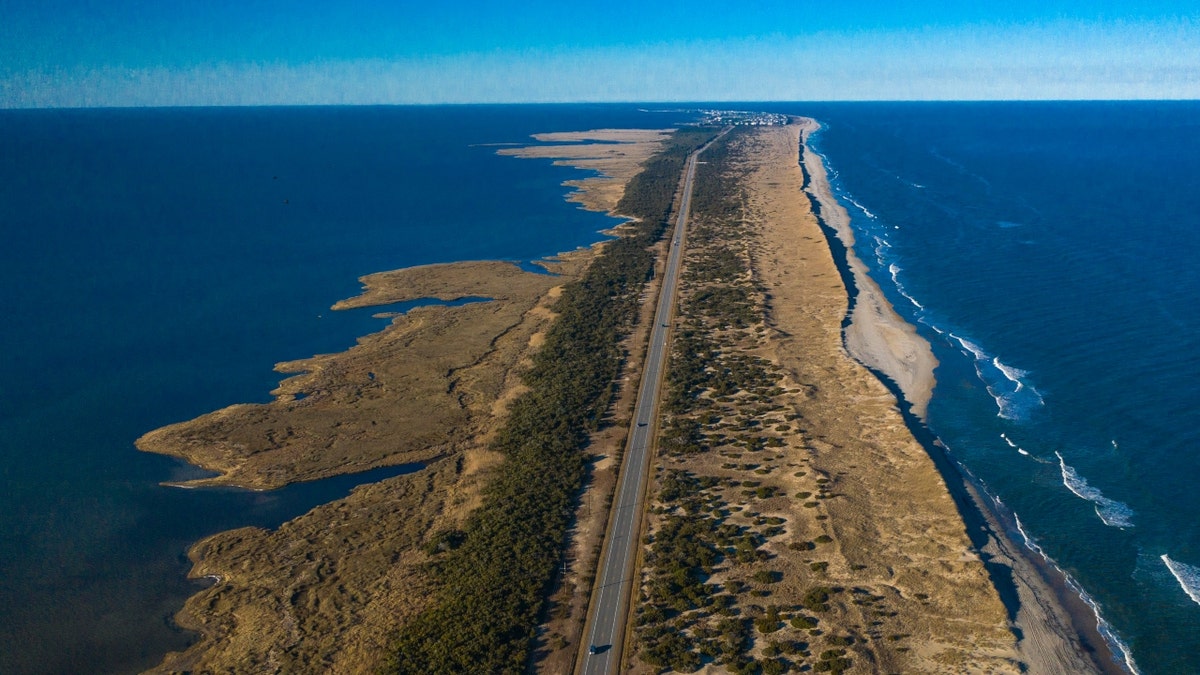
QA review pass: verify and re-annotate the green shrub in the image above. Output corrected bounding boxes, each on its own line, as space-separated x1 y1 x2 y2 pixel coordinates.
802 586 832 612
790 615 818 630
753 569 781 584
386 127 719 675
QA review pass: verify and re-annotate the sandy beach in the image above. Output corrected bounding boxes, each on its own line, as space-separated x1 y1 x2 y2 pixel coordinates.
793 118 938 419
624 120 1115 674
791 119 1112 674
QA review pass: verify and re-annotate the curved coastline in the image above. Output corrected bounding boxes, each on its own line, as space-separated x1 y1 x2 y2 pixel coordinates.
795 117 1124 674
795 118 937 419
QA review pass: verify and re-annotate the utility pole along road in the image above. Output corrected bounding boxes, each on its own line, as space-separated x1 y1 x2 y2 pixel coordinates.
578 130 725 675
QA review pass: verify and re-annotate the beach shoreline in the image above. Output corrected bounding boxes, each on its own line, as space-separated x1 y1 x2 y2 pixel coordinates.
795 117 1120 674
795 118 937 419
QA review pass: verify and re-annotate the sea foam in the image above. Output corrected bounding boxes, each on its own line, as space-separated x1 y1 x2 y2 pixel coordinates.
887 263 926 312
947 333 1044 420
1065 574 1143 675
1000 433 1030 456
958 450 1140 673
1055 452 1135 528
1011 511 1141 674
1161 554 1200 606
847 196 876 219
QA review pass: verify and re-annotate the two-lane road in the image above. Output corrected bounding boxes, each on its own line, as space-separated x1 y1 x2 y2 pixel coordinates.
579 131 724 675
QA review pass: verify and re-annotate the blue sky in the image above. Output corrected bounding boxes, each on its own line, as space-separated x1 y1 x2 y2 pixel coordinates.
2 0 1197 106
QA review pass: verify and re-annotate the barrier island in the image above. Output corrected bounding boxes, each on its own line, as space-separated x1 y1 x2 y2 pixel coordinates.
142 119 1101 675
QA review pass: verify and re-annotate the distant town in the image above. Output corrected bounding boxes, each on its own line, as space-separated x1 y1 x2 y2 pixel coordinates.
697 109 789 126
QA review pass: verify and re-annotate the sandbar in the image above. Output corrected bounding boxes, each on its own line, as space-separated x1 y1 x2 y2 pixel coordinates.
499 129 674 215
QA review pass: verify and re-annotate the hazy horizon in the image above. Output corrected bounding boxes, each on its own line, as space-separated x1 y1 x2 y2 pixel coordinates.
3 0 1198 108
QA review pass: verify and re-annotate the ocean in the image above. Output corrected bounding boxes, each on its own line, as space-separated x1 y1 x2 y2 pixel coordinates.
784 101 1200 674
2 102 1197 674
0 104 693 674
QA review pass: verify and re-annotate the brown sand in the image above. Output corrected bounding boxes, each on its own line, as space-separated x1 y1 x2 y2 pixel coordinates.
136 259 573 490
755 123 1016 672
797 119 1109 674
499 129 674 215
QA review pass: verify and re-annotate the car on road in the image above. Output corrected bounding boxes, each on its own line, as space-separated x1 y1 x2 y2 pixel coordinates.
588 645 599 655
637 422 647 427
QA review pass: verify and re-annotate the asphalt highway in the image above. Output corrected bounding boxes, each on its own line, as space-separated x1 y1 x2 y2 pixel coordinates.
578 131 724 675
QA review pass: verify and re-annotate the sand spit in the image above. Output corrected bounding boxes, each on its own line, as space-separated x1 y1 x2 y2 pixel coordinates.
499 128 674 215
136 259 572 490
145 130 669 673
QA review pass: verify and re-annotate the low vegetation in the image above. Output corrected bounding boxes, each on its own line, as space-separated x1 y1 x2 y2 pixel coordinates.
385 127 718 673
631 128 860 674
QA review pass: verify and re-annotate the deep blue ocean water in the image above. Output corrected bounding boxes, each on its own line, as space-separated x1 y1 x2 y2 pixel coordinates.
783 101 1200 674
0 104 694 674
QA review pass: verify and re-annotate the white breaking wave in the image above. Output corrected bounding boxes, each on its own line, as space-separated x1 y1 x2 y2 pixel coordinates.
1000 433 1030 456
1013 513 1141 673
993 358 1028 391
887 263 926 312
1161 554 1200 606
1012 512 1048 560
947 333 1044 420
959 441 1140 674
1064 574 1143 675
953 333 988 360
1055 451 1135 528
846 196 876 219
873 236 891 266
